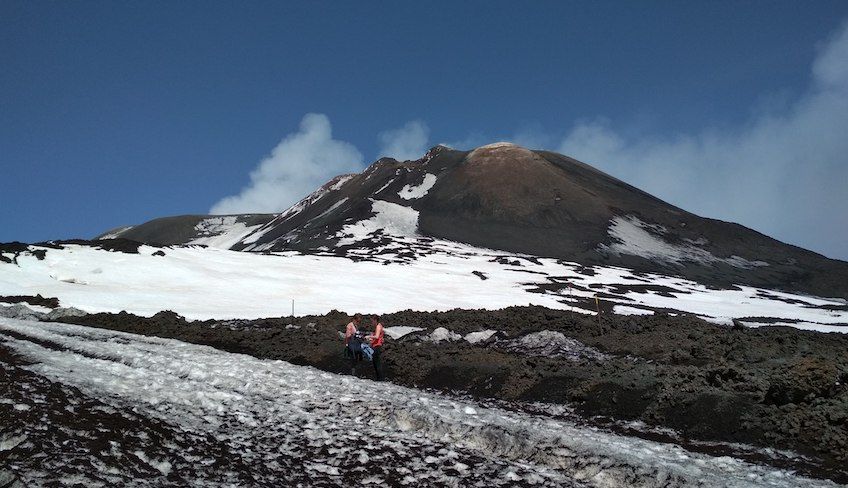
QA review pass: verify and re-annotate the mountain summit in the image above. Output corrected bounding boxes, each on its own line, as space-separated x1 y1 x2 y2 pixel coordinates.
102 143 848 298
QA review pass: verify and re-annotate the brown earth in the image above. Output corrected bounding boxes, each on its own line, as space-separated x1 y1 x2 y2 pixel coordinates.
62 306 848 483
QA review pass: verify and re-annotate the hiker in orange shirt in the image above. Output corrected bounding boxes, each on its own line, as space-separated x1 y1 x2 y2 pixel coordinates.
367 314 385 381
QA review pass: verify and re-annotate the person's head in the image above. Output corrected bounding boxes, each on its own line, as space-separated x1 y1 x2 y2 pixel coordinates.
353 313 362 324
370 314 380 325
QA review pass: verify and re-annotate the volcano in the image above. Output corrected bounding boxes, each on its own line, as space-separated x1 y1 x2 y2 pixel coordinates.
101 143 848 299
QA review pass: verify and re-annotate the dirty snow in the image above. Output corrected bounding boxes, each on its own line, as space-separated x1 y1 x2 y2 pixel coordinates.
1 318 837 487
188 216 266 249
497 331 610 361
428 327 462 342
0 302 53 315
464 330 499 344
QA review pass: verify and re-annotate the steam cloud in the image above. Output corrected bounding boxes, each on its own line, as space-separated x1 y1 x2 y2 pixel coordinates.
210 114 364 215
557 21 848 260
377 120 430 161
211 117 435 215
212 22 848 260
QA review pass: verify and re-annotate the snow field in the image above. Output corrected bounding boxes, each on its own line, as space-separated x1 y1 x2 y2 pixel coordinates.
1 318 838 487
0 241 846 332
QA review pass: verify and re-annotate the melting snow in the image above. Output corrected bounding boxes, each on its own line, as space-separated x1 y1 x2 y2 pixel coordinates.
398 173 437 200
0 239 846 330
464 330 498 344
428 327 462 342
337 200 419 245
99 226 134 239
602 216 769 269
0 433 27 451
383 326 424 339
0 318 835 488
613 305 655 316
498 331 610 361
330 174 355 191
477 142 517 150
374 178 396 195
188 216 266 249
308 197 349 224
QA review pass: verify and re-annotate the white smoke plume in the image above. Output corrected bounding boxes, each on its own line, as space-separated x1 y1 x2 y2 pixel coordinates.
557 21 848 260
210 113 364 215
377 120 430 161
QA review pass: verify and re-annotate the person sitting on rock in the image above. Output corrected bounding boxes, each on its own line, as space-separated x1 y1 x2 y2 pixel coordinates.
366 314 385 381
344 314 363 374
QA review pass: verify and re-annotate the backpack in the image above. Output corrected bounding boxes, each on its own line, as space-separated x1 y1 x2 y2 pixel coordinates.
360 343 374 361
347 332 363 353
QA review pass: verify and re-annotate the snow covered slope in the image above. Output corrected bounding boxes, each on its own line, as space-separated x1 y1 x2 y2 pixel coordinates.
0 318 838 487
97 214 276 248
98 143 848 299
1 240 845 332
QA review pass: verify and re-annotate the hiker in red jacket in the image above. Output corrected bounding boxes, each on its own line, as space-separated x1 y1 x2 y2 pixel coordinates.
367 314 385 381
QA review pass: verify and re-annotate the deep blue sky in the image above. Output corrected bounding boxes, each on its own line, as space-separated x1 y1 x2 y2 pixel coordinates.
2 1 847 259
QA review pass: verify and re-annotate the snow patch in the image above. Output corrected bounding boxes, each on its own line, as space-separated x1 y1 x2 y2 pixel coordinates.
429 327 462 342
601 216 769 269
741 321 847 334
99 226 134 239
0 434 27 451
398 173 437 200
188 216 265 249
383 326 424 339
337 200 419 245
477 142 517 150
374 178 395 195
464 330 498 344
330 174 355 191
498 331 609 361
133 450 172 476
274 183 333 222
613 305 655 316
308 198 349 224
